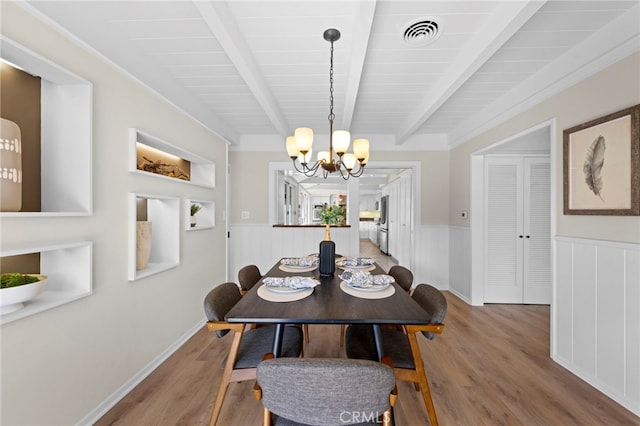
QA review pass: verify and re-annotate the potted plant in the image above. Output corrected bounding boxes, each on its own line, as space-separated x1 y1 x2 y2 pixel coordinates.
190 203 202 228
318 203 345 226
0 273 48 315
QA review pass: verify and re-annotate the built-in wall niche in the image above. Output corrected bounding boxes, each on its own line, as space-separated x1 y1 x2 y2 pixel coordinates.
129 128 215 188
128 193 180 281
0 242 93 325
186 199 215 231
0 36 92 216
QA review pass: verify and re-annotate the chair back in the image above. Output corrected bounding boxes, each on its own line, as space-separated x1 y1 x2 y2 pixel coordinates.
412 284 447 340
203 282 242 338
257 357 395 426
388 265 413 292
238 264 262 293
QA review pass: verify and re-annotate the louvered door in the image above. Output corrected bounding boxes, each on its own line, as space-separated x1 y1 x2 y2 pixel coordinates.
484 157 550 304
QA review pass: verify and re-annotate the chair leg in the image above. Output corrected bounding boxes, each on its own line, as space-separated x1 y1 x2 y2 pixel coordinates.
209 330 244 426
339 324 345 347
303 324 309 344
407 332 438 426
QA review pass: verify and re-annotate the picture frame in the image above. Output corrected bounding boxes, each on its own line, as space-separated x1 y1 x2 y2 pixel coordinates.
563 104 640 215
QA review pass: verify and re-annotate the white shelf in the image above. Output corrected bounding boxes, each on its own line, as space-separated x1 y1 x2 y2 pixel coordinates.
129 128 215 188
129 193 180 281
0 36 92 216
186 200 215 231
0 242 93 325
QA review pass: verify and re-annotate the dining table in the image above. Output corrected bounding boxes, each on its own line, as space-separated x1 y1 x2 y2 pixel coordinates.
225 257 434 360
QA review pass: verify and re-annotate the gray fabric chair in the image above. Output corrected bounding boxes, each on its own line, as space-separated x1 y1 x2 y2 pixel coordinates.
238 264 262 295
387 265 414 293
204 282 304 426
255 356 397 426
237 264 310 343
345 284 447 426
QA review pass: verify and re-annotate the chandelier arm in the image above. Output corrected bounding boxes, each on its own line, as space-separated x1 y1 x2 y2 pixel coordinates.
349 164 366 178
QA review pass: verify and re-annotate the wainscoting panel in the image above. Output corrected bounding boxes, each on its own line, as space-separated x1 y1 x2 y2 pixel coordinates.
448 226 471 302
554 236 640 416
229 225 354 280
414 225 450 290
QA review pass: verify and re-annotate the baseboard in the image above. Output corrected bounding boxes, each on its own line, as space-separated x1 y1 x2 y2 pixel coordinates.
76 319 206 425
552 354 640 417
447 287 472 305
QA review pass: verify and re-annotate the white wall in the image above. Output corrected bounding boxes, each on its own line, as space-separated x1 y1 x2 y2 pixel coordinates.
0 4 227 424
448 53 640 415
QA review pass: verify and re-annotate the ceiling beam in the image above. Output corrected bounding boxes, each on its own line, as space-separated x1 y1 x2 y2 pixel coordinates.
394 0 547 144
194 0 291 138
341 0 377 131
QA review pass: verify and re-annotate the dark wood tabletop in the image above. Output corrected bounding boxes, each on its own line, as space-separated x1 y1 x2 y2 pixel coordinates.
226 260 431 325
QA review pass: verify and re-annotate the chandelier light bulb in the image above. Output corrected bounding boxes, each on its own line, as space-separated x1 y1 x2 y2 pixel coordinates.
294 127 313 153
286 136 300 157
332 130 350 154
353 138 369 160
342 153 357 170
298 148 313 164
318 151 330 164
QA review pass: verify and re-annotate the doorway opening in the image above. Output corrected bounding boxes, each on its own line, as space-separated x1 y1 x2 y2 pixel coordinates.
469 120 556 306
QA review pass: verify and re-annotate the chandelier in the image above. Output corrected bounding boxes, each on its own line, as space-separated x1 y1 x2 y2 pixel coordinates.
286 28 369 180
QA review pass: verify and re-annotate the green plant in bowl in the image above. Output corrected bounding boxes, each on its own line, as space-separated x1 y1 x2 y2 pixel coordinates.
0 273 49 315
1 273 40 289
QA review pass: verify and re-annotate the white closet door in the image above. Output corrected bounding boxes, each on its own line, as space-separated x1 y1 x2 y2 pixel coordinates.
523 158 551 304
484 158 523 303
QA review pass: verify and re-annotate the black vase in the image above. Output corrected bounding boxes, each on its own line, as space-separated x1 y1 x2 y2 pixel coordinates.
319 225 335 276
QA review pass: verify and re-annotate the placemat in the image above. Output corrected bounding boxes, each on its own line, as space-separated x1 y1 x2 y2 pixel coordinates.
339 281 395 299
257 284 314 302
336 265 376 272
279 265 318 273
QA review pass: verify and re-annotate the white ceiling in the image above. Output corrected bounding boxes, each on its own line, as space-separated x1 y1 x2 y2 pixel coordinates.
22 0 639 153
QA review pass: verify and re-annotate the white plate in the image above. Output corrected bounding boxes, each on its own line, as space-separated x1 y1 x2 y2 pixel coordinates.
266 285 307 294
342 281 390 292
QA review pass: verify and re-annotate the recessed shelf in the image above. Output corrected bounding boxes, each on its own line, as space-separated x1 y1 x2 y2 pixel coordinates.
186 199 215 231
129 128 215 188
0 241 93 325
129 193 180 281
0 36 92 217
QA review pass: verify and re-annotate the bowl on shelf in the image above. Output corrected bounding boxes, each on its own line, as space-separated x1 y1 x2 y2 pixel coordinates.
0 274 48 315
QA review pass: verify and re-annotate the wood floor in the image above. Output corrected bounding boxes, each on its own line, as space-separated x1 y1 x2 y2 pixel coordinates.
96 242 637 425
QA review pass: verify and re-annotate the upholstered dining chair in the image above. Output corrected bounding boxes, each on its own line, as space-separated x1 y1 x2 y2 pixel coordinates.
388 265 414 294
339 264 414 347
204 282 304 426
239 263 311 343
254 355 397 426
344 284 447 425
237 264 262 296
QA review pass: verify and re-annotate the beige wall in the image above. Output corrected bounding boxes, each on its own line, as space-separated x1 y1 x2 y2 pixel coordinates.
1 3 227 424
230 149 450 226
450 53 640 243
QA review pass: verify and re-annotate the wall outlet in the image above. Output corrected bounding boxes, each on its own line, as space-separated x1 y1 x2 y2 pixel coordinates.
241 210 250 219
460 210 468 219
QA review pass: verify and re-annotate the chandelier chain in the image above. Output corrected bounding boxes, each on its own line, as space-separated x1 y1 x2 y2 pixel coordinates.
328 41 335 123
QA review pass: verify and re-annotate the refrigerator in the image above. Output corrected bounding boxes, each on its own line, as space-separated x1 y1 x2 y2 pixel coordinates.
378 195 389 255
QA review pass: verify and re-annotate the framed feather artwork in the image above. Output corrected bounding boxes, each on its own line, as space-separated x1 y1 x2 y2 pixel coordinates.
563 104 639 215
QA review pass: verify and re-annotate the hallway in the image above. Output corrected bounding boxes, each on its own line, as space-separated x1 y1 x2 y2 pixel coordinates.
359 238 397 272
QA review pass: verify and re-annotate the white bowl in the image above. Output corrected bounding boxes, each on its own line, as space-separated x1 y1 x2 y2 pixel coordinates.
0 275 48 315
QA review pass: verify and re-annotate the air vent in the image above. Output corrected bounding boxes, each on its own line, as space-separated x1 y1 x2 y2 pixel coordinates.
403 18 440 45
